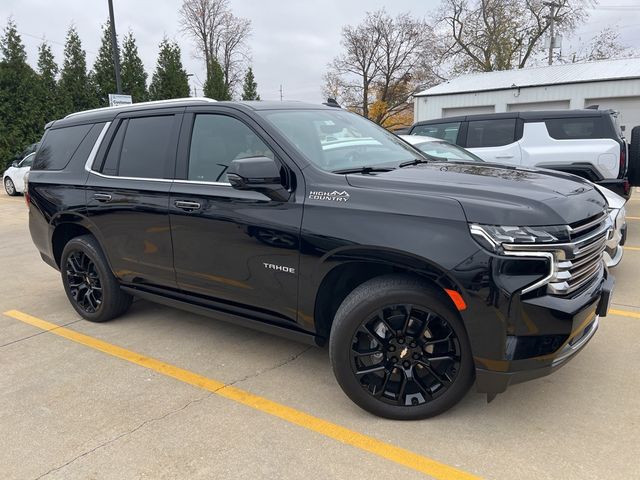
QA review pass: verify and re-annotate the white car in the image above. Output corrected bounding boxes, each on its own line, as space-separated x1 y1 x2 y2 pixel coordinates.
3 152 34 196
594 184 627 268
409 109 639 199
401 135 627 268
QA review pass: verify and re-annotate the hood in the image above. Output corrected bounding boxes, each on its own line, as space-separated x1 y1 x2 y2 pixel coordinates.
593 183 625 209
346 162 607 226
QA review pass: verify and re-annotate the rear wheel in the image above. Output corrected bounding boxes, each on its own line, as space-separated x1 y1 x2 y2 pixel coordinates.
628 126 640 187
329 275 474 419
4 177 17 196
61 235 132 322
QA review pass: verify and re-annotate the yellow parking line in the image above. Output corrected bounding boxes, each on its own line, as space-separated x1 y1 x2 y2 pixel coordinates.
3 309 481 480
624 246 640 251
626 216 640 220
610 309 640 319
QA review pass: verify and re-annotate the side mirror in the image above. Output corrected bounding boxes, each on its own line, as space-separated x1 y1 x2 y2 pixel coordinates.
227 156 290 202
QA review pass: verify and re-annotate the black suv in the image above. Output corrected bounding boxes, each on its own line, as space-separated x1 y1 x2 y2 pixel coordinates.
28 99 614 419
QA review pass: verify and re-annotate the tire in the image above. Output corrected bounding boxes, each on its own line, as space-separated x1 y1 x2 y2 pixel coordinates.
329 275 474 420
4 177 17 196
60 234 132 322
628 126 640 187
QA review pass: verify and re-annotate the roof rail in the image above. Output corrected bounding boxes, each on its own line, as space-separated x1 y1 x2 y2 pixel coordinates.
64 97 217 119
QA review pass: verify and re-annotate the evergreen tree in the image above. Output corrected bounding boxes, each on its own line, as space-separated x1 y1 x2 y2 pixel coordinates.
121 31 147 102
241 67 260 101
203 58 230 100
148 38 190 100
92 20 119 107
59 26 96 115
36 41 61 122
0 20 41 168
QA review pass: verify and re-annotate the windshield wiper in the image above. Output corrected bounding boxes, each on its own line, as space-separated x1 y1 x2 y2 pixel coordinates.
398 156 438 168
332 166 396 174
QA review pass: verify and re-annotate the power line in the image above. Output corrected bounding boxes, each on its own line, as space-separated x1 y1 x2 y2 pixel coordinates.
18 30 98 55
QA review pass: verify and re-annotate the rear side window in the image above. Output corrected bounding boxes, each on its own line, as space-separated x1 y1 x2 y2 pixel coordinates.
115 116 174 178
545 117 608 140
466 119 516 148
412 122 460 143
32 124 93 170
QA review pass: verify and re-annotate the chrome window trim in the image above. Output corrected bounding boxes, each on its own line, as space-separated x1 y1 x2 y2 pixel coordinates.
173 179 232 187
84 121 111 173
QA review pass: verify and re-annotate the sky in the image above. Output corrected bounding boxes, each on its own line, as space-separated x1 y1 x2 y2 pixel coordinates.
1 0 639 103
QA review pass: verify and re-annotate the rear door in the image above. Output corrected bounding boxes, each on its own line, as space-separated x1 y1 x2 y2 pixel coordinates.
168 108 303 325
464 118 522 164
85 109 182 289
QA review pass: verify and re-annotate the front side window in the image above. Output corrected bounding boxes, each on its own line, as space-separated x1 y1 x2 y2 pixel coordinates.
20 153 35 167
466 119 516 148
188 114 274 183
259 109 417 172
117 116 174 178
412 122 461 143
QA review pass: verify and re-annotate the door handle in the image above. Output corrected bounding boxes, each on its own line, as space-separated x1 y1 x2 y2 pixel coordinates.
174 200 201 211
93 193 112 202
495 155 514 159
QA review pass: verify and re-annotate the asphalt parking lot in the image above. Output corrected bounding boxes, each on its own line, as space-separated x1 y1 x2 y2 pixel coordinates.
1 192 639 480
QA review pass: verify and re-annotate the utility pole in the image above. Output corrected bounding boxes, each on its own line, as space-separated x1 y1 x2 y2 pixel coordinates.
545 2 561 65
108 0 122 93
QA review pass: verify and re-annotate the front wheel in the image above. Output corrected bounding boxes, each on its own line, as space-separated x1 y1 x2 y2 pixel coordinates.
4 177 17 196
61 235 132 322
329 275 474 419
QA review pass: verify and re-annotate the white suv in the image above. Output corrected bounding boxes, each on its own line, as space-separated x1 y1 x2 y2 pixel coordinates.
409 110 639 199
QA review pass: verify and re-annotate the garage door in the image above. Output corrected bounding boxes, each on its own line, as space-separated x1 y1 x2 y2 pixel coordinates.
507 100 570 111
442 105 495 117
585 96 640 132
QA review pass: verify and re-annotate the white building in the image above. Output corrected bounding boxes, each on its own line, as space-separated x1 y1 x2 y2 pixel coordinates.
414 58 640 131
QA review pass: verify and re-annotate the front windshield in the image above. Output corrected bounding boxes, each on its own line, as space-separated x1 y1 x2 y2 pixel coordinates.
258 109 419 172
414 141 483 163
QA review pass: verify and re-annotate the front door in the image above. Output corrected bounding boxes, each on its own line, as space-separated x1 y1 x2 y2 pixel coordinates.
169 110 303 325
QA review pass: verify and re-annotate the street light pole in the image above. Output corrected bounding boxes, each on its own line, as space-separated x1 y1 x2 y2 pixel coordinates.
545 2 560 66
108 0 122 94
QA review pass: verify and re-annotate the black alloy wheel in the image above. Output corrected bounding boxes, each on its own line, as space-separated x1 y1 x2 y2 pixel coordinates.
351 304 461 407
65 250 103 314
329 275 474 419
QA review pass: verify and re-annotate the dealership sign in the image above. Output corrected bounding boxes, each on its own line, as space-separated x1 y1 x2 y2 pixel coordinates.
108 94 133 107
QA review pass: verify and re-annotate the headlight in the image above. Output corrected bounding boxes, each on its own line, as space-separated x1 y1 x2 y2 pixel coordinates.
469 224 570 252
616 206 626 227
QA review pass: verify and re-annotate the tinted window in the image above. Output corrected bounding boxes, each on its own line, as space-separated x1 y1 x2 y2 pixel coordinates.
188 114 274 183
466 119 516 148
101 120 127 175
32 124 92 170
545 117 608 140
118 116 174 178
412 122 460 143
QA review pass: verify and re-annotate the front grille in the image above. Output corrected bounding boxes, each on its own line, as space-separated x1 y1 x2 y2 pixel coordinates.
503 211 612 296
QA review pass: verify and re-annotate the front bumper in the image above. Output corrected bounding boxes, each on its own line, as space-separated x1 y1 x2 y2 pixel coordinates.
454 249 615 395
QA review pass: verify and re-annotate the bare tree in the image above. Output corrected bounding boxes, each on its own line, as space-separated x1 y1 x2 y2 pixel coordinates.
324 10 437 126
438 0 589 73
179 0 251 96
568 26 637 63
212 12 251 93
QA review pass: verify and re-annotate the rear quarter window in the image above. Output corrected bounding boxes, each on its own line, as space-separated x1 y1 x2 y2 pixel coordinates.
32 124 94 170
544 117 610 140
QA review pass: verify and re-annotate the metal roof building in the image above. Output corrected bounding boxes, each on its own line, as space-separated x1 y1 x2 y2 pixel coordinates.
414 57 640 131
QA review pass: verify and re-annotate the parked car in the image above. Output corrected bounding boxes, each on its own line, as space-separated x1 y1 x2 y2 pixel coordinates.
594 184 627 268
408 110 640 199
400 135 628 268
399 134 484 162
3 152 35 196
27 99 614 419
